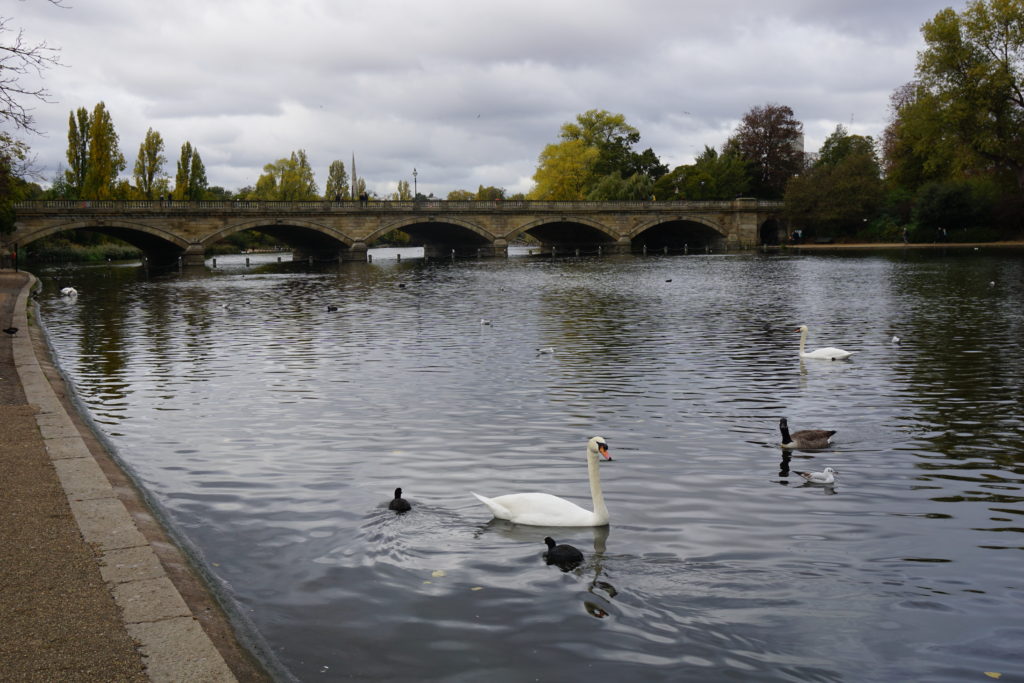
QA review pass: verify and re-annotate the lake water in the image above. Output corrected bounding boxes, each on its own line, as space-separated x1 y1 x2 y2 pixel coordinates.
34 248 1024 682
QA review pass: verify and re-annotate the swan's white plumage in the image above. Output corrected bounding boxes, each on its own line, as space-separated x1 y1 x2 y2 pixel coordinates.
60 286 78 297
472 436 611 527
795 325 854 360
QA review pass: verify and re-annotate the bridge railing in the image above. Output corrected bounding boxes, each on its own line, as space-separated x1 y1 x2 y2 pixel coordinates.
14 199 784 213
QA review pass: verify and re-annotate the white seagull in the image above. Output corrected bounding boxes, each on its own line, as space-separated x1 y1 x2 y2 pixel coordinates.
795 467 837 485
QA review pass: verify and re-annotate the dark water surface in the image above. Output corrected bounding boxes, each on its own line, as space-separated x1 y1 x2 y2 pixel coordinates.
35 248 1024 682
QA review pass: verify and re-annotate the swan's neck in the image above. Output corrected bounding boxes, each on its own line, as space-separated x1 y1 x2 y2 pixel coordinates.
587 452 609 525
798 328 808 355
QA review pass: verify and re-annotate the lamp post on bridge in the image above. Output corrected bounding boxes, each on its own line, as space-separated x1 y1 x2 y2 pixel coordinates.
413 168 418 198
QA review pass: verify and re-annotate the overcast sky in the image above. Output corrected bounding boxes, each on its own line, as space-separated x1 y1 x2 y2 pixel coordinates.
11 0 960 197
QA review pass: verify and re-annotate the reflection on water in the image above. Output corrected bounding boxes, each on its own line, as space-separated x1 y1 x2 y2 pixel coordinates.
36 248 1024 682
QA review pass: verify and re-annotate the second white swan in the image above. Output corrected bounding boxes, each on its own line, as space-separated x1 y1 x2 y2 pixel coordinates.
472 436 612 527
795 324 855 360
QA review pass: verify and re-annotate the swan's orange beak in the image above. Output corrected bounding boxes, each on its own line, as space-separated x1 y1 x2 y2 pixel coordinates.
598 443 612 461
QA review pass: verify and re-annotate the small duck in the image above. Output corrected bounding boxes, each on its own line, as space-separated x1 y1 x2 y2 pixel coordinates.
779 417 835 450
795 467 837 485
3 327 18 336
543 537 584 570
327 305 338 312
388 487 411 513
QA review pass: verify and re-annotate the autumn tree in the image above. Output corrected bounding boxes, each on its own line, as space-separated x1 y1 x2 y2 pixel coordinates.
447 189 474 200
726 103 804 199
324 160 350 200
529 138 599 199
530 109 665 199
475 185 505 200
253 150 319 200
133 128 167 199
391 179 412 200
80 102 125 199
173 141 208 200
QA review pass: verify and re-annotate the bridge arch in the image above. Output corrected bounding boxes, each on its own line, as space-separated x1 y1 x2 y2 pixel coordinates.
201 218 355 252
629 216 728 252
15 219 193 252
368 215 493 246
508 215 619 253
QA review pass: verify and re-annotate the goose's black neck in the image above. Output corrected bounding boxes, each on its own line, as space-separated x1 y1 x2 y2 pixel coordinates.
779 419 792 443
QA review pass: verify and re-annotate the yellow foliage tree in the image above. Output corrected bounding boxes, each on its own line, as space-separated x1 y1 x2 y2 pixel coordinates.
528 139 599 200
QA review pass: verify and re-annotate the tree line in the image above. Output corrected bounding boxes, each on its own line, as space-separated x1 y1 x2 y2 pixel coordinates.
4 0 1023 243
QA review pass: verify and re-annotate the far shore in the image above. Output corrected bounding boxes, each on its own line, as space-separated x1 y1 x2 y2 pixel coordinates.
767 240 1024 250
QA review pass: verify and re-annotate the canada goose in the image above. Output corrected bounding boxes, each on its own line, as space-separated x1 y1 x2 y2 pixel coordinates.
779 417 835 450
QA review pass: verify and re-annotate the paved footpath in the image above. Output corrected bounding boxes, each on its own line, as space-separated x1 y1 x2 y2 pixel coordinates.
1 271 269 682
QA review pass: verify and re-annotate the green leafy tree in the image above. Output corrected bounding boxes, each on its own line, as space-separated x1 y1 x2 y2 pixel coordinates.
912 0 1024 192
188 149 208 200
726 103 804 199
132 127 166 199
653 146 750 200
447 189 474 200
324 160 350 199
785 126 884 238
64 107 90 197
80 102 125 199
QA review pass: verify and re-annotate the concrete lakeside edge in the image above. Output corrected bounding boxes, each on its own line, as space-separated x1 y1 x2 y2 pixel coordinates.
9 272 272 682
765 239 1024 250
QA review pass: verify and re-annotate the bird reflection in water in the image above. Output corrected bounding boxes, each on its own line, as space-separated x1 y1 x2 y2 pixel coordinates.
479 521 618 618
779 451 791 477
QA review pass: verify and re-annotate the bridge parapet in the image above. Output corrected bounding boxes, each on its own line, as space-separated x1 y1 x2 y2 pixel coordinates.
13 199 782 214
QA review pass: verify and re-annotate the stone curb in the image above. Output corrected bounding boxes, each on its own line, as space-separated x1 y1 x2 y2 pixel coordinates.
11 275 237 683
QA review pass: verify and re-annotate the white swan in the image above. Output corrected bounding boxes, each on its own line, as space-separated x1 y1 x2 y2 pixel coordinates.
60 286 78 297
795 325 854 360
472 436 612 527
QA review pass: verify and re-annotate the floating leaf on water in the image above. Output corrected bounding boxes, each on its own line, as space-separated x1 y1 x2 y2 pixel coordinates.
432 569 446 578
423 580 432 584
470 586 483 591
984 673 1001 679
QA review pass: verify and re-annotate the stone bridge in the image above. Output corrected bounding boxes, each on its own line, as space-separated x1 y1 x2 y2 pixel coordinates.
7 198 785 266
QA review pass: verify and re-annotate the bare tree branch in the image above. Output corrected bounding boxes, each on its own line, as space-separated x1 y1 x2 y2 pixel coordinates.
1 2 67 134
